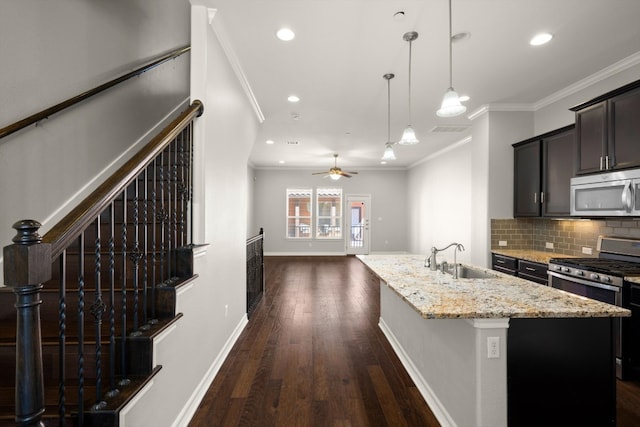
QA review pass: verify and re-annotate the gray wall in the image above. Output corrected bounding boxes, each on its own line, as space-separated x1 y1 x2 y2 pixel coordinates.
253 168 408 254
0 0 190 284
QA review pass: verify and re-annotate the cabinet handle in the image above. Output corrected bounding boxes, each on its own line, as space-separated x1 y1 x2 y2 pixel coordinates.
525 266 536 271
605 155 610 170
534 192 537 204
541 192 545 204
496 259 505 264
600 156 604 170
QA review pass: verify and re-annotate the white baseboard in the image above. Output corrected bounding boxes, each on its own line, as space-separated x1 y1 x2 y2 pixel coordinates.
378 317 457 427
171 314 249 427
264 252 346 256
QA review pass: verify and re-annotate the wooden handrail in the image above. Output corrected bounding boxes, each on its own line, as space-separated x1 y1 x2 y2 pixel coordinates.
43 99 203 258
0 45 191 141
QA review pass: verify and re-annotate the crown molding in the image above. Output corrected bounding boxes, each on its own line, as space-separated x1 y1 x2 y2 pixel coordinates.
208 10 265 123
467 104 533 121
409 135 472 169
534 50 640 110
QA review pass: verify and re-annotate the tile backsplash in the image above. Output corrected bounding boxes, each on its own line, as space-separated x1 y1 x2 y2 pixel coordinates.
491 218 640 257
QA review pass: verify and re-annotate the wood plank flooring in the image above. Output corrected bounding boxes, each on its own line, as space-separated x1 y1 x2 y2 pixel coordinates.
189 256 640 427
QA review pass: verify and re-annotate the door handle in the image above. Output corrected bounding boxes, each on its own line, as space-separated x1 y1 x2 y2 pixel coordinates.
622 181 633 213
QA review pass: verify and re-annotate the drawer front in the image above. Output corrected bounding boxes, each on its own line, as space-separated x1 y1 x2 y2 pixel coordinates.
492 254 517 270
518 260 548 280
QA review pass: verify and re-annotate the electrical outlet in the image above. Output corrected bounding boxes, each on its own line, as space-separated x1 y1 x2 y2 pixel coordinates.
487 337 500 359
545 242 554 249
582 247 593 255
498 240 507 247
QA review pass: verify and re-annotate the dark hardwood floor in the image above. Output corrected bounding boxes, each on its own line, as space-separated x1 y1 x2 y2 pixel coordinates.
189 256 640 427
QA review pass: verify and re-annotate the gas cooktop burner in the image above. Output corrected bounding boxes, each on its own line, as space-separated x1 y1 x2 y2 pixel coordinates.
549 257 640 276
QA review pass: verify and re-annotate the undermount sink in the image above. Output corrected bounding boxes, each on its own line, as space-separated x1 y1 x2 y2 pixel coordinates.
444 264 498 280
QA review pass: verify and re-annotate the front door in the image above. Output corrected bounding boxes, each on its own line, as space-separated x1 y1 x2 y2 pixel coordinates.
346 195 370 255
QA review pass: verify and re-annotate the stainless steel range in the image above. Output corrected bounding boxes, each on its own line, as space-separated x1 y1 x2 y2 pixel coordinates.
549 236 640 380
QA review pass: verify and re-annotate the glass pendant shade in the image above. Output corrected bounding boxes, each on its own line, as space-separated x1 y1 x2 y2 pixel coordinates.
437 87 467 117
382 143 396 160
399 126 419 145
330 172 341 180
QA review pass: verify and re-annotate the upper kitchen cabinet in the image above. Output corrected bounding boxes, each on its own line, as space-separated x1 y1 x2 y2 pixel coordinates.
572 80 640 175
513 125 575 217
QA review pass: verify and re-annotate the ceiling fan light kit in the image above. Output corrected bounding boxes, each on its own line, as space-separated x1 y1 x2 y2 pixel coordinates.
312 154 359 180
399 31 420 145
437 0 466 118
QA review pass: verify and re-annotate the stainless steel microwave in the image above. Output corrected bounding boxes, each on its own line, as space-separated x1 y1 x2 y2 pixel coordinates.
570 168 640 216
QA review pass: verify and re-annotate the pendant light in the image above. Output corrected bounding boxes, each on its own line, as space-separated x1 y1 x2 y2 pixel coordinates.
437 0 467 118
382 73 396 161
399 31 419 145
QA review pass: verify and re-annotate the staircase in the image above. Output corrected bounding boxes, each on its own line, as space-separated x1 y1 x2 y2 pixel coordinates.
0 101 203 426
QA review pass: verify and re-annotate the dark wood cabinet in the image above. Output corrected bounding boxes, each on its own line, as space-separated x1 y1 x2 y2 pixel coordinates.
513 141 541 217
517 260 548 285
491 253 517 276
513 125 575 217
572 80 640 175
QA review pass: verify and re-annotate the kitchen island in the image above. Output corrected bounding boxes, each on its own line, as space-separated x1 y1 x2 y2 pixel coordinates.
357 254 631 427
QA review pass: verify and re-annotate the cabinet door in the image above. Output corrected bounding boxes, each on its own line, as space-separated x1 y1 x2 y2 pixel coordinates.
514 141 541 217
609 86 640 171
575 102 607 175
542 128 575 217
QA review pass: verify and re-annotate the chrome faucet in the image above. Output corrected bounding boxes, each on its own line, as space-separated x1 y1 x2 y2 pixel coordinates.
426 243 465 277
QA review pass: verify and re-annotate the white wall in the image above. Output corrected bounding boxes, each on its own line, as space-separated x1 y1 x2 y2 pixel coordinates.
407 141 472 264
0 0 191 284
122 3 260 425
253 168 408 254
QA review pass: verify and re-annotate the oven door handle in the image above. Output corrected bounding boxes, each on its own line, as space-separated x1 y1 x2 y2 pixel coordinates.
622 181 633 213
548 271 621 293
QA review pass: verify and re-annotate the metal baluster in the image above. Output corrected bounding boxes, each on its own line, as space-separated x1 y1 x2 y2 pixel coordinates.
159 154 166 283
77 233 85 426
142 169 152 327
130 179 143 335
91 216 107 410
58 251 67 426
178 129 187 247
106 202 119 398
151 158 158 320
167 144 174 276
119 189 131 387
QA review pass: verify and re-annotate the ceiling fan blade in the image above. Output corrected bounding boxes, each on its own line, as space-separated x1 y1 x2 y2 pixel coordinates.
345 171 359 174
312 171 328 175
341 172 352 178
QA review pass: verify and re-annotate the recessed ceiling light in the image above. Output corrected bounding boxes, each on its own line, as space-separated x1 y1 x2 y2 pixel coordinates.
279 160 285 164
380 160 388 165
276 28 295 41
393 11 405 21
530 32 553 46
287 95 300 103
265 139 275 145
458 95 470 102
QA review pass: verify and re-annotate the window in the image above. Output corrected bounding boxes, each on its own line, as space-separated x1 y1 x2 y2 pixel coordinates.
286 188 312 238
316 188 342 239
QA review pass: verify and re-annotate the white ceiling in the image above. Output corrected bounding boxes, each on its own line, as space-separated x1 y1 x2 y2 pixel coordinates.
210 0 640 171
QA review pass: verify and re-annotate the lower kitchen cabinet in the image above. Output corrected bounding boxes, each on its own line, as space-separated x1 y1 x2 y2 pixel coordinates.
492 252 549 285
492 253 517 276
517 260 548 285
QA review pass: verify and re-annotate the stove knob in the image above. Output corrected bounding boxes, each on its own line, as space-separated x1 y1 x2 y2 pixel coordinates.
576 270 584 276
601 276 610 283
590 273 600 280
563 267 571 273
554 265 563 271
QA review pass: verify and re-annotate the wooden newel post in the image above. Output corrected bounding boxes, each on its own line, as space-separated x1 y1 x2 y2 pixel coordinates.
3 220 51 426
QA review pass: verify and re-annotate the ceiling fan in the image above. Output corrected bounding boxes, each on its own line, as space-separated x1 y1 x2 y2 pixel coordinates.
312 154 358 180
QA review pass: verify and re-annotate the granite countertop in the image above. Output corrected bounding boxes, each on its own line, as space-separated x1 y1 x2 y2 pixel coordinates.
491 249 578 264
357 254 631 320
